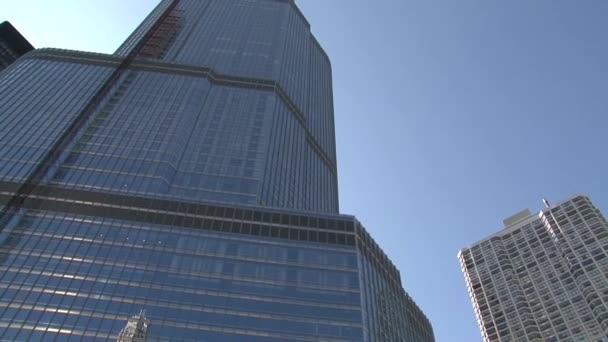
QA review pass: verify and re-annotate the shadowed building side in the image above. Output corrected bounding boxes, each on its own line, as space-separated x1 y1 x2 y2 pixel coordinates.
0 21 34 72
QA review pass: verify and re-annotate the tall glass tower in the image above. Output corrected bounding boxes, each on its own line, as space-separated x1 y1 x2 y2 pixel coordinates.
0 1 434 341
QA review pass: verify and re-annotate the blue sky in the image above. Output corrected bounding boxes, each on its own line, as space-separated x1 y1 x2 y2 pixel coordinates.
2 1 608 340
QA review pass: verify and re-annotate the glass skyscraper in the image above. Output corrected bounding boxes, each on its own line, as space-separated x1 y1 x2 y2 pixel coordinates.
0 0 434 341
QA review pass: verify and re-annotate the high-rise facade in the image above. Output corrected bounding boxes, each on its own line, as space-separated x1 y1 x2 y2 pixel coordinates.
0 0 434 341
1 0 337 214
0 21 34 72
459 195 608 342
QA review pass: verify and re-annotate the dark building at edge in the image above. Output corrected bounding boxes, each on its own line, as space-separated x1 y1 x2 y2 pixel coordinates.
0 0 434 341
0 21 34 71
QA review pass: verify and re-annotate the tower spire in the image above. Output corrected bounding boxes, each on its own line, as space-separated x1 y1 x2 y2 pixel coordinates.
117 310 149 342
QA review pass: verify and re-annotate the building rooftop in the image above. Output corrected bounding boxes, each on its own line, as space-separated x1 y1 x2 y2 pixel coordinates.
459 193 590 253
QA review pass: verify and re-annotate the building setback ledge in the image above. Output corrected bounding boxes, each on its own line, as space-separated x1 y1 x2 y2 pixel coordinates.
22 48 338 175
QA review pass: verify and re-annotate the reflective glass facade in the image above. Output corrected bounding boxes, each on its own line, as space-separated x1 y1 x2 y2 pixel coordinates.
0 182 433 341
0 184 362 341
0 0 434 341
117 0 339 213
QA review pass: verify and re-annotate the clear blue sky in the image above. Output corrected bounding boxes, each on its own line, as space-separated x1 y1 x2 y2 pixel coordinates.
2 1 608 340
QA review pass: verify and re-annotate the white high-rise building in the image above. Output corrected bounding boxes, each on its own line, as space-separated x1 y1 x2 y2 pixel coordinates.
459 195 608 342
